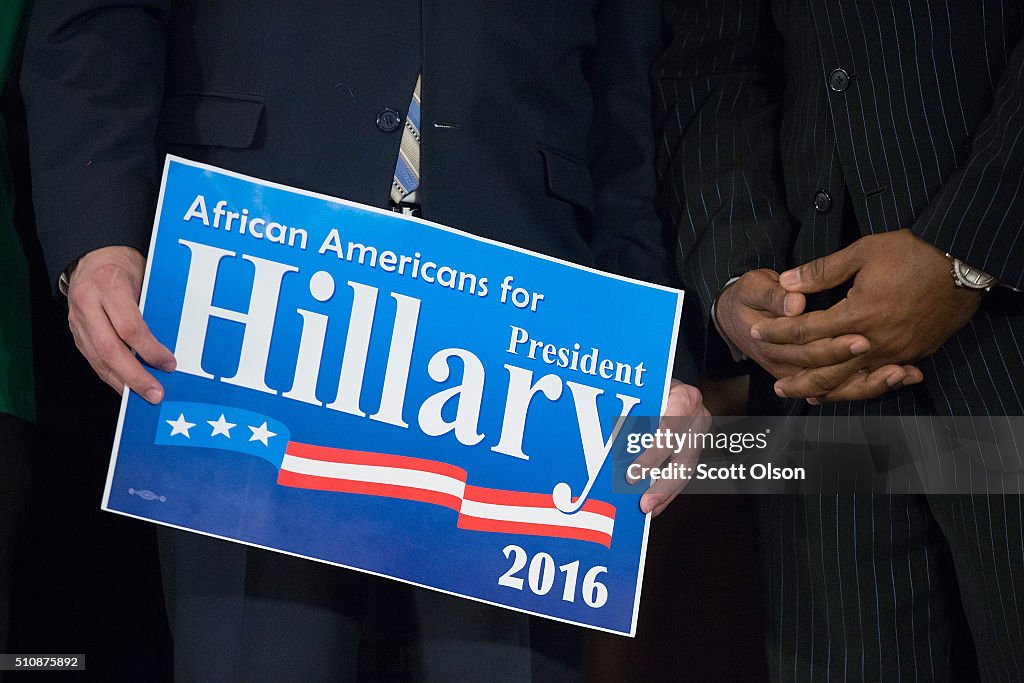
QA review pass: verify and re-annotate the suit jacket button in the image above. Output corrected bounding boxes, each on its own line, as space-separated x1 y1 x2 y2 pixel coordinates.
814 190 833 213
829 68 850 92
376 109 403 132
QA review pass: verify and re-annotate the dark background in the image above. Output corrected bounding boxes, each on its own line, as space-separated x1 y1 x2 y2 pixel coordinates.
1 56 767 682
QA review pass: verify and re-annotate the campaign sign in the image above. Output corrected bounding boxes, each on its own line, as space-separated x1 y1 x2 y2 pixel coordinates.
103 156 684 636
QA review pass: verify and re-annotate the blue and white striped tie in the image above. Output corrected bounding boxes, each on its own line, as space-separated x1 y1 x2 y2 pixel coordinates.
390 75 422 204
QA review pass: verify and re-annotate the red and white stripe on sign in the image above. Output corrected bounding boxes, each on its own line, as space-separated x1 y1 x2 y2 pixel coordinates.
277 442 616 547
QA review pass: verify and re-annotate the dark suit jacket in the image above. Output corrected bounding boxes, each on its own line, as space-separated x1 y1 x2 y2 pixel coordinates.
656 0 1024 415
24 0 694 378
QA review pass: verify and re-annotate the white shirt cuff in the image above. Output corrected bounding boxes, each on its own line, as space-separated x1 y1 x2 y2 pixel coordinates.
711 277 747 362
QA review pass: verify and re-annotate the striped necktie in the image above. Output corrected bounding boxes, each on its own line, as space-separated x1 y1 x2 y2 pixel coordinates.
390 75 422 204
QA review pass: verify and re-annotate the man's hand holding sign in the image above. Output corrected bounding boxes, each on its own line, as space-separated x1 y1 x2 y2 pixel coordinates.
66 245 175 402
630 381 710 517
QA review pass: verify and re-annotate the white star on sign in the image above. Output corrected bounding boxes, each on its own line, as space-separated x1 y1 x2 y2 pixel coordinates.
167 413 196 438
208 414 236 438
248 421 277 446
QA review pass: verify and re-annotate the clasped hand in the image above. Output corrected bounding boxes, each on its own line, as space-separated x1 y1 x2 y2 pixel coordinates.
717 229 983 403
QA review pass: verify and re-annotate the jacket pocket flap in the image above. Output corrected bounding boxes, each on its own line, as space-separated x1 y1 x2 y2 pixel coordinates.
539 146 595 213
159 93 266 149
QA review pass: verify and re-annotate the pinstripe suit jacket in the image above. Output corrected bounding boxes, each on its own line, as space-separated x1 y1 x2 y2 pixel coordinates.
657 8 1024 681
656 0 1024 418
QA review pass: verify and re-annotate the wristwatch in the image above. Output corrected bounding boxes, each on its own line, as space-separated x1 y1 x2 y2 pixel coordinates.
946 253 997 291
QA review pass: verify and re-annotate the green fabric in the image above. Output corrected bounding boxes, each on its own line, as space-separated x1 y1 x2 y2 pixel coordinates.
0 0 35 422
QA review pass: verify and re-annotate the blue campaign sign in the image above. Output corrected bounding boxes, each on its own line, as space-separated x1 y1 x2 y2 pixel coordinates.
103 156 684 636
